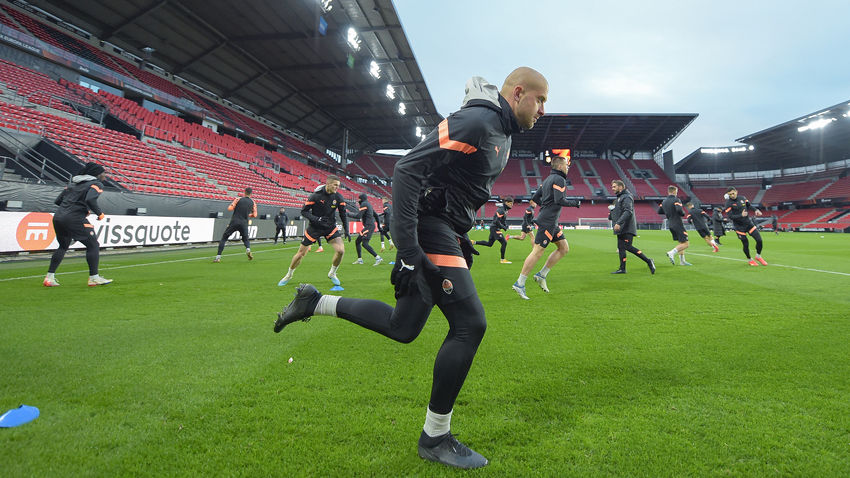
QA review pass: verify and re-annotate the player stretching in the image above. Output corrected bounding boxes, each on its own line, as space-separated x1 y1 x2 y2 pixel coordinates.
378 197 394 251
473 197 513 263
512 154 580 299
273 68 548 469
685 202 719 252
277 176 350 287
214 187 257 262
348 193 383 265
724 187 767 266
44 162 112 287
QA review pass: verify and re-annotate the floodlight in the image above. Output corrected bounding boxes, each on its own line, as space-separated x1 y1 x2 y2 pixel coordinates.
385 84 395 99
318 0 332 12
398 103 406 115
797 118 835 132
347 28 361 51
369 61 381 79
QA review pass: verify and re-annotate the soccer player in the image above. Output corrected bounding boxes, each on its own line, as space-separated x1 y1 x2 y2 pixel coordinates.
658 185 690 266
273 207 288 244
348 193 383 266
508 202 536 242
378 197 394 251
724 187 768 266
712 207 726 245
473 197 513 263
512 154 580 299
273 68 548 469
44 162 112 287
686 202 719 252
771 214 779 235
278 175 349 286
609 180 655 274
214 187 258 262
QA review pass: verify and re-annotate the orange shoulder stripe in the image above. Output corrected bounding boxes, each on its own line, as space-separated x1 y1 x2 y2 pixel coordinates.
90 184 103 193
438 119 477 155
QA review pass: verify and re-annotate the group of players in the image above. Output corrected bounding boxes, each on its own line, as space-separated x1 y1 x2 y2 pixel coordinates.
41 67 770 471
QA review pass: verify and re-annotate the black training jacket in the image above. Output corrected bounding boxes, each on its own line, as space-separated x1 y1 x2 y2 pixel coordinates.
533 169 580 227
390 77 521 254
658 195 686 229
611 189 637 236
54 175 105 219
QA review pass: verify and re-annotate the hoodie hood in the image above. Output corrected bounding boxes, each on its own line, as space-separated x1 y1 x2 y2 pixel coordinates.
461 76 500 108
358 193 368 203
71 174 99 184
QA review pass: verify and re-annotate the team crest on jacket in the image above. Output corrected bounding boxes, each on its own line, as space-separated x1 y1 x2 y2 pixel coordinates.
332 200 337 206
442 279 453 295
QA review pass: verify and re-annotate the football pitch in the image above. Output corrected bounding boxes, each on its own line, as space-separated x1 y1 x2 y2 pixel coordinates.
2 229 848 477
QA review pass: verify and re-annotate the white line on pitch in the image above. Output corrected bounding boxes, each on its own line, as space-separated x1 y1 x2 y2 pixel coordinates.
0 246 297 282
687 252 850 277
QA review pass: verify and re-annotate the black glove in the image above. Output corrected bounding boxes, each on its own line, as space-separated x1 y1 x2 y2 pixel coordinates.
345 232 351 242
390 249 440 299
459 234 479 269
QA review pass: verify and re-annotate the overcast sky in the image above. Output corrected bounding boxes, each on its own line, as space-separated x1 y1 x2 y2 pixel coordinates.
392 0 850 162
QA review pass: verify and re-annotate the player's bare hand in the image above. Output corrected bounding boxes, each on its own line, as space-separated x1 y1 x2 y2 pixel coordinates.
613 224 620 232
755 210 762 217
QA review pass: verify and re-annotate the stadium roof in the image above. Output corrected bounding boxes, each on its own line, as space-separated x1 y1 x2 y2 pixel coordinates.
676 99 850 175
36 0 442 153
508 113 698 158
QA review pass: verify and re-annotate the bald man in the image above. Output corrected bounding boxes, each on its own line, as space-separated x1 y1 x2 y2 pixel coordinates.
273 67 548 469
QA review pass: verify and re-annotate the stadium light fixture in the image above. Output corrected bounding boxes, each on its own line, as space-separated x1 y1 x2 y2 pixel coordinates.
369 61 381 79
398 103 406 115
347 28 361 51
385 84 395 100
797 117 836 132
318 0 333 12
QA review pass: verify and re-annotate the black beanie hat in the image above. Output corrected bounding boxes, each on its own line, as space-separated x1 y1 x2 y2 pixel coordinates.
79 162 105 177
359 193 368 202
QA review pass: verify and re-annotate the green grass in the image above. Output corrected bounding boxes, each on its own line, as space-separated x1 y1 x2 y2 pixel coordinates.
1 230 849 477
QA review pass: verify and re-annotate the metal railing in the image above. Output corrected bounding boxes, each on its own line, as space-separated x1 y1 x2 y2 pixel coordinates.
0 129 71 185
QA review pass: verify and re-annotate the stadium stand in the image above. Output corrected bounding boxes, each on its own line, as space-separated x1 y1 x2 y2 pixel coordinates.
491 159 528 197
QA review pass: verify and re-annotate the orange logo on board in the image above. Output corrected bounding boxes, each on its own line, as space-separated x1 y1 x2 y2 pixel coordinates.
16 212 55 251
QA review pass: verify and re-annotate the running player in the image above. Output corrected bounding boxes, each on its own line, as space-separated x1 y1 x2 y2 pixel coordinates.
724 187 768 266
272 68 548 469
348 193 383 265
658 185 690 266
473 197 513 263
512 154 580 299
43 162 112 287
609 180 655 274
277 176 350 286
214 187 258 262
508 202 536 241
685 202 719 252
378 197 394 251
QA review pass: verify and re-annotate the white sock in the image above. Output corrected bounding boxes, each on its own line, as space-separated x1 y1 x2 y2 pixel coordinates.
381 241 385 247
314 295 341 317
389 239 394 245
89 274 98 280
423 407 452 438
215 255 221 260
539 266 551 277
710 240 717 246
517 274 527 287
329 265 339 275
46 272 55 279
680 254 686 264
246 248 250 252
756 254 761 258
376 255 382 260
669 249 677 255
284 268 295 279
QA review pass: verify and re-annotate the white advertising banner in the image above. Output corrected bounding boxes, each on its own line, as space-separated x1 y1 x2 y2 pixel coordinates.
0 212 216 252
